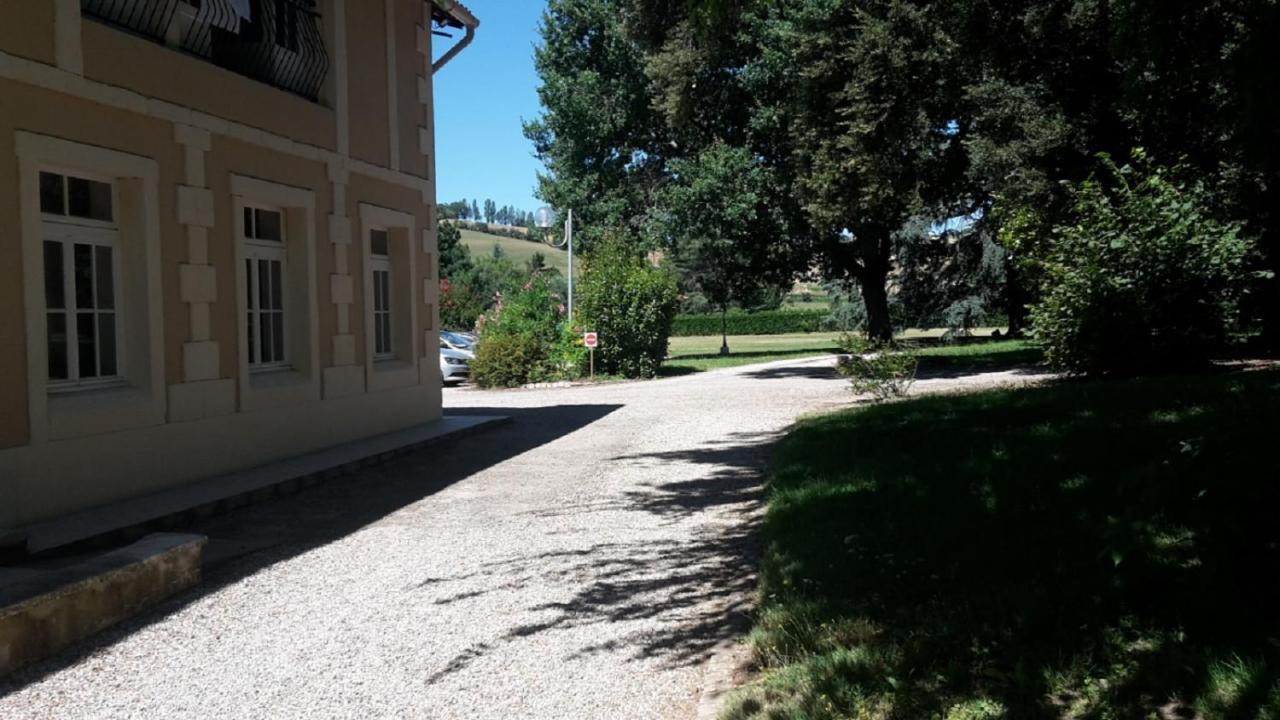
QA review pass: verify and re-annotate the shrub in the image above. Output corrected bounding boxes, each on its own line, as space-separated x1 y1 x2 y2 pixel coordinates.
576 236 680 378
1028 152 1256 375
469 273 570 387
670 309 827 337
469 333 555 388
835 334 918 401
440 254 524 332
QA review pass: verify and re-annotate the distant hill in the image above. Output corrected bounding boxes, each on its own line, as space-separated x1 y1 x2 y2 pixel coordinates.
459 228 570 275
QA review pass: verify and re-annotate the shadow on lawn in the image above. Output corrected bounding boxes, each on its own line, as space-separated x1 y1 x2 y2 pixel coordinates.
0 403 622 695
735 369 1280 718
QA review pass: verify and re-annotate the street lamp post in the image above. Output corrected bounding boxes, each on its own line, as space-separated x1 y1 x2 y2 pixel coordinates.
535 207 574 324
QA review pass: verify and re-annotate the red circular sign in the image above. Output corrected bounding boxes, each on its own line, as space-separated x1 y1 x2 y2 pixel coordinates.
584 332 598 348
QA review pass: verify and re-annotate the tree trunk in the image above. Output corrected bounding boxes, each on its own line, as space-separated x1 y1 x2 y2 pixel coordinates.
719 305 730 355
860 278 892 343
1005 255 1028 338
858 241 893 343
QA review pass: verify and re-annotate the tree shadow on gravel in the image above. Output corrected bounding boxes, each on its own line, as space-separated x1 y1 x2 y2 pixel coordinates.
740 363 842 381
419 430 786 673
0 403 621 696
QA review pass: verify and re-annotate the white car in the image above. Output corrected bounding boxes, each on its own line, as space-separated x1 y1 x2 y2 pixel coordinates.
440 330 477 353
440 343 473 384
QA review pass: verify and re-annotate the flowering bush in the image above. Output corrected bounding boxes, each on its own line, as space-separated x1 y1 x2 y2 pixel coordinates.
470 273 582 387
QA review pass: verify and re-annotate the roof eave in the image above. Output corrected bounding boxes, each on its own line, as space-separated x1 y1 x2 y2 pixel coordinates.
432 0 480 31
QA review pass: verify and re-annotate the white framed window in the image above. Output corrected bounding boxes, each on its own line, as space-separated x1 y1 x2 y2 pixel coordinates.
18 132 167 444
39 170 122 391
357 204 419 392
242 205 289 370
370 228 394 360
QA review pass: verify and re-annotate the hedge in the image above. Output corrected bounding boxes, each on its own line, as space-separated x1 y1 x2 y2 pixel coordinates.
671 309 828 337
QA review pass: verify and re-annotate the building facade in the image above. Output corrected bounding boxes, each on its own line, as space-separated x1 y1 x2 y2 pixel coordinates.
0 0 478 549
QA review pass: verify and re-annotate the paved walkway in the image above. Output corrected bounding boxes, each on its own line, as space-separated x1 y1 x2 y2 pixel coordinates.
0 356 1035 719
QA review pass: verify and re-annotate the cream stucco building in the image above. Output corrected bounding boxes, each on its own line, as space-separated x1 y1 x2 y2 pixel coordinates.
0 0 478 551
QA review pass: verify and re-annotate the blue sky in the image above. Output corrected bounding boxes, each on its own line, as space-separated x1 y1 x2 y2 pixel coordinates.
432 1 548 215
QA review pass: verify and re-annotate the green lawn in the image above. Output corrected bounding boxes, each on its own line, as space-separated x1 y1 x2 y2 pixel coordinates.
911 339 1045 374
663 333 842 374
662 332 1026 374
726 368 1280 720
460 228 570 274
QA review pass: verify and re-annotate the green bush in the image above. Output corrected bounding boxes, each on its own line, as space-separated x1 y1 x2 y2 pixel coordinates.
469 273 571 387
1028 152 1256 375
670 309 827 337
469 333 554 388
835 334 918 401
439 254 524 332
576 237 680 378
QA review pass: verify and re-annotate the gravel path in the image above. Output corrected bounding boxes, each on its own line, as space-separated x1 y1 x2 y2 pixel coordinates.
0 355 1044 720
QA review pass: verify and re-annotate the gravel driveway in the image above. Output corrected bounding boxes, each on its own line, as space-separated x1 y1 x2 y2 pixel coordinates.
0 355 1039 720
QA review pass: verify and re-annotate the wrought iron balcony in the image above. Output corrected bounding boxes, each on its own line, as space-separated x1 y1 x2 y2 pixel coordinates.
82 0 330 102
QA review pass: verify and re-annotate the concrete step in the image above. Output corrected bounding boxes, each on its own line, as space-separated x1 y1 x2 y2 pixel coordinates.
0 533 205 678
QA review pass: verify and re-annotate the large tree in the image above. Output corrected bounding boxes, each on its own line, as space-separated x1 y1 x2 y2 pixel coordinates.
529 0 810 318
956 0 1280 339
523 0 670 253
660 142 801 352
532 0 1280 343
739 0 967 340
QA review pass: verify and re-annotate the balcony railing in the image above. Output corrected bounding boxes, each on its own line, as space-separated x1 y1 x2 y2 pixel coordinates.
82 0 330 102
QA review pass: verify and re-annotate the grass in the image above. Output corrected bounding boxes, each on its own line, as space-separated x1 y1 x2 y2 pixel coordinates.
664 333 844 374
726 368 1280 720
662 333 1035 375
911 339 1045 375
460 228 569 274
670 333 845 356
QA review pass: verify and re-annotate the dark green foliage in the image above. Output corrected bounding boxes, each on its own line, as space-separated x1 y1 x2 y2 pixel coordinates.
436 219 469 280
469 273 580 387
730 369 1280 719
532 0 1280 353
894 221 1007 334
523 0 667 254
743 0 968 340
660 142 805 337
957 0 1280 340
438 218 483 331
1026 153 1256 375
670 309 826 337
438 254 524 332
575 237 680 377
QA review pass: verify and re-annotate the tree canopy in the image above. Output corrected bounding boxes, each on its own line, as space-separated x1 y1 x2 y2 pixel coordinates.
526 0 1280 342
